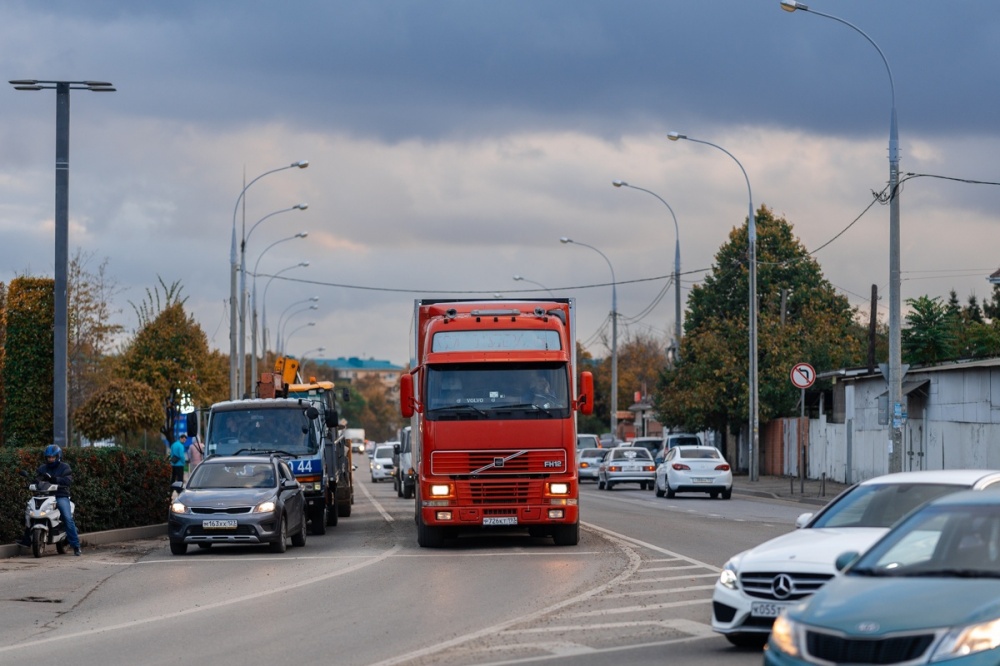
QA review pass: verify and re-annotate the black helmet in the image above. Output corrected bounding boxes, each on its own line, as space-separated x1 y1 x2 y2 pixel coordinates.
44 444 62 462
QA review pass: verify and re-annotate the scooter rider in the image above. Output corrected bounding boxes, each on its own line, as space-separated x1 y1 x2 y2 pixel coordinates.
17 445 82 556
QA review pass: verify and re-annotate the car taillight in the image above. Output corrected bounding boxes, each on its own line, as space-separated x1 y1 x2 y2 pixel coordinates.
609 465 622 472
672 463 690 470
715 464 730 471
580 462 590 468
643 465 655 472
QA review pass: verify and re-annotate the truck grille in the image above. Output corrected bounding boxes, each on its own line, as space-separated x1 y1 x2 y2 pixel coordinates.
431 449 567 476
458 480 539 505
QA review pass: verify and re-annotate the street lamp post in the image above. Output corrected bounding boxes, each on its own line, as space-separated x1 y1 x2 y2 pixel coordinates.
229 160 308 399
612 180 683 360
780 0 903 472
250 231 308 394
299 346 326 368
284 321 316 355
9 79 115 447
512 275 556 297
560 237 618 438
277 301 319 355
668 132 758 481
262 261 309 364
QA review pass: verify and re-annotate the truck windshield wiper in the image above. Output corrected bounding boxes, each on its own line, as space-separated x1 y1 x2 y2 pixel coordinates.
234 447 296 458
493 402 554 416
433 404 488 417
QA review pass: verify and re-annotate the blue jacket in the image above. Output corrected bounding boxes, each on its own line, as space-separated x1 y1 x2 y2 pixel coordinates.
170 440 187 468
36 460 73 498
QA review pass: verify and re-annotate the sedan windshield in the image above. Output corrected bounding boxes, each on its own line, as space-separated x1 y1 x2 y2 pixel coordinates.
851 504 1000 578
810 482 967 529
188 462 277 489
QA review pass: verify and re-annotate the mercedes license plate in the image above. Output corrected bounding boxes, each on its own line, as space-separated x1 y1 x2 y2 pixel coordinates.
751 601 789 618
483 517 517 526
203 519 237 529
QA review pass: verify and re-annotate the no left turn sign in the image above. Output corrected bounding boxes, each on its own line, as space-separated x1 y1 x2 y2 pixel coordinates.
790 363 816 389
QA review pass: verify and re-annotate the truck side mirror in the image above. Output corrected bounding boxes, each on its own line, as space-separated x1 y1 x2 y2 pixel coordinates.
577 372 594 415
400 373 415 418
306 406 320 420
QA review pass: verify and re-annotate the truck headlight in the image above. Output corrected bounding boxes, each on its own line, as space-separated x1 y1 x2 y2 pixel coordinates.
430 484 452 497
548 482 569 495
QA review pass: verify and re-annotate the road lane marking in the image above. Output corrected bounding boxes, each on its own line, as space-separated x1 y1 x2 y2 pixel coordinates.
0 545 402 654
358 480 395 521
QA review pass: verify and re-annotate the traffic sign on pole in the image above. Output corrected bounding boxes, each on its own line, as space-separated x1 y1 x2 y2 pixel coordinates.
790 363 816 389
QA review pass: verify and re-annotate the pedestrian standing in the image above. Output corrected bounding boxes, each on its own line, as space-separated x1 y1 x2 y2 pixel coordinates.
188 435 205 468
170 434 187 486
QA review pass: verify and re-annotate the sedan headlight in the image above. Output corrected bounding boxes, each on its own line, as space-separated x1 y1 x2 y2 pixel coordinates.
770 613 801 657
254 500 277 513
719 561 739 590
170 502 188 514
932 618 1000 661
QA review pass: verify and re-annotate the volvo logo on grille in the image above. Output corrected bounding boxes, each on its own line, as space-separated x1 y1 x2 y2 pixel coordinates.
771 573 794 600
494 458 505 468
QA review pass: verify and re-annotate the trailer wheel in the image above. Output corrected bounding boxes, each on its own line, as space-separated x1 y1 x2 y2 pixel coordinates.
326 490 339 526
337 491 352 517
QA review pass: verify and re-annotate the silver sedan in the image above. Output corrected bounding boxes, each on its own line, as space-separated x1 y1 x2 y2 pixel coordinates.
598 447 656 490
577 448 607 482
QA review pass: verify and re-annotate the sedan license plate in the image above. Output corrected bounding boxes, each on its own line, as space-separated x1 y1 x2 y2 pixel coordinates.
483 517 517 526
692 477 712 484
203 519 237 529
751 601 790 618
624 464 639 471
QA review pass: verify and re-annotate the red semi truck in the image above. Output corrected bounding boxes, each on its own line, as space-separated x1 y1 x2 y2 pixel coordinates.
399 298 594 547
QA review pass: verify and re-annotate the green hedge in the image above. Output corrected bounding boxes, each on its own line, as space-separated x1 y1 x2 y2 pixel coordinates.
0 446 171 544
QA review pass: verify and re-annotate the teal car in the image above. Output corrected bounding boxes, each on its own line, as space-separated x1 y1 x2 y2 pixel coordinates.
766 490 1000 665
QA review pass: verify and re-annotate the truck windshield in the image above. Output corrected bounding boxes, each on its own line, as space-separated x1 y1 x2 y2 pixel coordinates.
207 408 319 456
425 363 569 420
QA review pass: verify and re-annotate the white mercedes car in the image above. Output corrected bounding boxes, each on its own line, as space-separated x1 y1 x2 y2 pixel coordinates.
711 469 1000 648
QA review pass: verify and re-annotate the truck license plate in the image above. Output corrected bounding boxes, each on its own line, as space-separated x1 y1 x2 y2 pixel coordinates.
751 601 789 618
483 517 517 526
203 519 237 529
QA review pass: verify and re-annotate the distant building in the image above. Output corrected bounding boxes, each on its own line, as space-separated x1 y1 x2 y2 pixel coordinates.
313 356 405 390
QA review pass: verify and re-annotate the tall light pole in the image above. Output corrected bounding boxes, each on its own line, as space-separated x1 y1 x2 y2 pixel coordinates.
668 132 758 481
284 321 316 355
250 231 308 394
277 301 319 355
612 180 683 360
229 160 308 399
262 261 309 365
780 0 903 472
560 237 618 438
9 79 115 447
299 346 326 368
512 274 556 297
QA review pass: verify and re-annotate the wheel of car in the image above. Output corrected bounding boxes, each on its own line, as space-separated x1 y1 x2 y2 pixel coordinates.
666 484 676 499
169 540 187 555
310 503 327 535
270 515 288 553
606 481 615 491
655 480 666 498
725 633 768 649
291 513 307 547
722 488 732 500
597 479 605 490
710 491 719 499
371 474 376 483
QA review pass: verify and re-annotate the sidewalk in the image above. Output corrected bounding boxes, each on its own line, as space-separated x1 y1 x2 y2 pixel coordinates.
732 474 850 506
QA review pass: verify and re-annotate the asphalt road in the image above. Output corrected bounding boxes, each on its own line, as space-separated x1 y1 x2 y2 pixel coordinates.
0 478 811 666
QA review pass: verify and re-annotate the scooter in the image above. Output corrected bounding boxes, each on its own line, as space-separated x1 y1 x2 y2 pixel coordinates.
22 473 75 558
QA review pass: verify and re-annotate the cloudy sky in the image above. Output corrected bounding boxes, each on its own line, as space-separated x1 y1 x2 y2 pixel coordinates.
3 1 999 371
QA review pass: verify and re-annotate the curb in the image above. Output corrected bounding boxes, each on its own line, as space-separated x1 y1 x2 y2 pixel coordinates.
1 523 166 560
